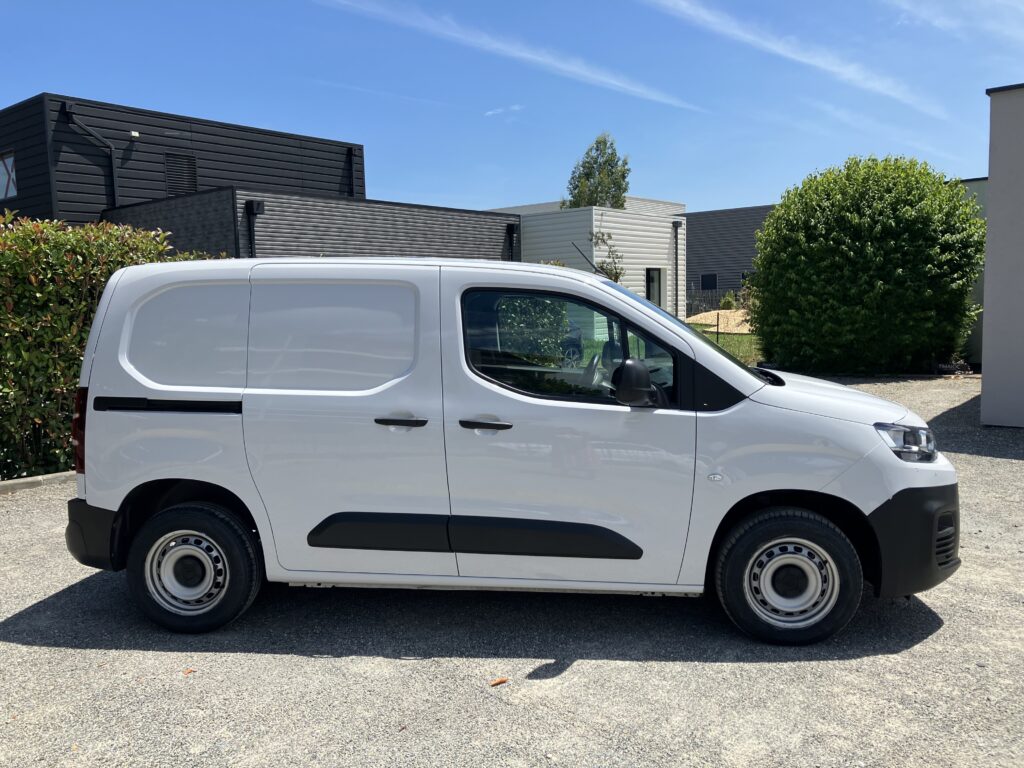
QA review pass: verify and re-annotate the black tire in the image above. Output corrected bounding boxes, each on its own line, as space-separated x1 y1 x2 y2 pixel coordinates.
714 507 862 645
126 502 262 633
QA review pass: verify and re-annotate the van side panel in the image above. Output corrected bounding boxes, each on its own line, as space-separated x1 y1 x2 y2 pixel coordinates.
83 262 280 571
242 263 457 577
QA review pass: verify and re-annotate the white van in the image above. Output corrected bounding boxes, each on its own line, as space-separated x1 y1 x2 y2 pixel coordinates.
65 259 960 643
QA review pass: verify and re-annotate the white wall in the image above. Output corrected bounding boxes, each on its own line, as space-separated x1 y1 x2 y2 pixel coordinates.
981 86 1024 427
518 207 595 272
591 208 684 317
517 205 686 318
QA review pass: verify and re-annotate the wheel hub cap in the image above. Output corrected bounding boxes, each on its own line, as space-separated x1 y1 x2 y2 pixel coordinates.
743 537 840 629
144 530 229 616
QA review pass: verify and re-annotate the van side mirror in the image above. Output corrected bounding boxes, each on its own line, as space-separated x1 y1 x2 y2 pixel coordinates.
615 358 655 407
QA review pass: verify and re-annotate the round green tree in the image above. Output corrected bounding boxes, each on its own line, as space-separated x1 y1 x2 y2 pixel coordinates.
748 156 985 373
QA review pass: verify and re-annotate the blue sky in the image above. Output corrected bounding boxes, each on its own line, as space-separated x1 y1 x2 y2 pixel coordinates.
4 0 1021 211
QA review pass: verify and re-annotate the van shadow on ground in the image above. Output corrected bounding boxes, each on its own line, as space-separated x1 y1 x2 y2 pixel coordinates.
0 573 944 676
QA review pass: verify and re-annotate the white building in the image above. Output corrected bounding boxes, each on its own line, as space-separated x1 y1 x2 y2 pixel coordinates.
493 196 686 318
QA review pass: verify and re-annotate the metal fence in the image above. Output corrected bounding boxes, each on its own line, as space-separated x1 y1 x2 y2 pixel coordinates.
685 288 733 317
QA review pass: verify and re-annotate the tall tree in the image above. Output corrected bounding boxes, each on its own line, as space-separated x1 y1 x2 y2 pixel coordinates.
562 133 631 209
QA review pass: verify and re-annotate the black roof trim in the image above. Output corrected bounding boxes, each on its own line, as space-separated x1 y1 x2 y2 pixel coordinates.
36 92 363 150
683 203 776 217
958 176 988 183
0 93 45 114
986 83 1024 95
234 184 521 218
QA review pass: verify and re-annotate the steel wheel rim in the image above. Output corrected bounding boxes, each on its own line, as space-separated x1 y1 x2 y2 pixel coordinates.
144 529 229 615
742 537 840 629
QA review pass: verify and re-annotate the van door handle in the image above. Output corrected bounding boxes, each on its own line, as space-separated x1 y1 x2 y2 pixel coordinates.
375 418 428 427
459 420 513 431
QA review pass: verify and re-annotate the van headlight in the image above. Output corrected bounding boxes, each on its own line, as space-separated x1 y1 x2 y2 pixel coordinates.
875 423 937 462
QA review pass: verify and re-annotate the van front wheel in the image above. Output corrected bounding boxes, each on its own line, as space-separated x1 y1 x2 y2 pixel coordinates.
126 503 262 633
715 508 862 644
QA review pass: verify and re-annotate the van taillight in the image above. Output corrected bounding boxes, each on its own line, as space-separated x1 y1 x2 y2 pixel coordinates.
72 387 87 474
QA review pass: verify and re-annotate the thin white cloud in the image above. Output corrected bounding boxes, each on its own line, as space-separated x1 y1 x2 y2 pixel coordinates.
643 0 946 119
484 104 524 117
882 0 1024 45
809 100 961 164
884 0 964 32
320 0 701 111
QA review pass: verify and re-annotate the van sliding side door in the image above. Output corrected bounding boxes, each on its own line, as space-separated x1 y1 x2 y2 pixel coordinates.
242 263 456 575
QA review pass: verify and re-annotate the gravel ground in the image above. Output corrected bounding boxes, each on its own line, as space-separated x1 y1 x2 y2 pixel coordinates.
1 376 1021 767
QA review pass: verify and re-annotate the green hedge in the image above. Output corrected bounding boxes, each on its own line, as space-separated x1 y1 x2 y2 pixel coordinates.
749 157 985 373
0 213 222 480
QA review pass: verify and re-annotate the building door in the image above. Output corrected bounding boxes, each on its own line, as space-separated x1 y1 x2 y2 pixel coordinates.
646 268 665 308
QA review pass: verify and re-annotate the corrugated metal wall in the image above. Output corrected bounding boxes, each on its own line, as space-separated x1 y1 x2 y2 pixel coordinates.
103 187 238 257
518 208 595 270
235 189 518 260
593 208 683 317
519 207 685 317
44 94 365 224
684 205 773 293
622 197 686 218
0 95 52 219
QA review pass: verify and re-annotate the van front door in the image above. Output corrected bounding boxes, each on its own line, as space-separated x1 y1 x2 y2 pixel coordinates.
243 263 455 575
440 268 697 585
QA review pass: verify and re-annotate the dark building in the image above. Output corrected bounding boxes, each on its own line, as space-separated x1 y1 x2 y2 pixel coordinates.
683 204 773 297
0 93 519 260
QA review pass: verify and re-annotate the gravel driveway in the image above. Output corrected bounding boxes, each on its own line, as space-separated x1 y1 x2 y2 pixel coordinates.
1 376 1021 767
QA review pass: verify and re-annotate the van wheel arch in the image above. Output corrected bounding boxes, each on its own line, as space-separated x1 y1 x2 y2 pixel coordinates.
113 479 262 572
706 490 881 595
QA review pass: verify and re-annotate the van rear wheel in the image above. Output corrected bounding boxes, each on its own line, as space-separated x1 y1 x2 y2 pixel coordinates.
126 503 261 633
715 508 862 644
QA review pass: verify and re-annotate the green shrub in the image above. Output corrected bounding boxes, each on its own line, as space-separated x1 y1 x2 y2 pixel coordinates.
719 291 737 310
0 213 223 479
749 157 985 373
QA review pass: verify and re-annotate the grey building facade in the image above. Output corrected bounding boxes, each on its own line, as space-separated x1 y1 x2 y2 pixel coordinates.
683 204 773 295
0 93 518 261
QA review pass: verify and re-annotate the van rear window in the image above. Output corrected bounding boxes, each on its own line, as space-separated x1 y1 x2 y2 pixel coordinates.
127 282 249 388
247 282 417 391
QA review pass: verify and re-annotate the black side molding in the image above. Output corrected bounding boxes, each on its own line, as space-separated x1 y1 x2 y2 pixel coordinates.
307 512 643 560
93 397 242 414
450 516 643 559
308 512 451 552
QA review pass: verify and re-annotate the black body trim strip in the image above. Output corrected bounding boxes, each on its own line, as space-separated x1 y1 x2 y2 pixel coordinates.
308 512 451 552
307 512 643 560
92 397 242 414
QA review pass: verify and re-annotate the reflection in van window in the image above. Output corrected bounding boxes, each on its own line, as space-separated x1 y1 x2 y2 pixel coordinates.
463 289 625 402
248 282 417 391
127 283 249 387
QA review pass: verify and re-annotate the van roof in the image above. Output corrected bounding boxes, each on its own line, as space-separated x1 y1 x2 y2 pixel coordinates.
122 257 604 281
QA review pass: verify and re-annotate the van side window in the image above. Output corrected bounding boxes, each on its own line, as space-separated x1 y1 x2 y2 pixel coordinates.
248 282 417 391
626 328 679 408
128 282 249 387
462 289 626 403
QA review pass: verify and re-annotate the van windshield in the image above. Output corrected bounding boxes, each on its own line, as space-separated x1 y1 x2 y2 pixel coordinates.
602 280 769 381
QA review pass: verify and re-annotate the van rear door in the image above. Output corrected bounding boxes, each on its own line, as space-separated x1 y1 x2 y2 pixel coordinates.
243 263 455 575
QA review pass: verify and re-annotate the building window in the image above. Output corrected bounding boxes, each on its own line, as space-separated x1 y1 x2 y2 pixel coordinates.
700 273 718 291
645 268 665 308
0 153 16 201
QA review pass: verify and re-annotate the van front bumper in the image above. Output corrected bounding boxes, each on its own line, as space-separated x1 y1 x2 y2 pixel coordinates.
66 498 123 571
868 483 960 598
